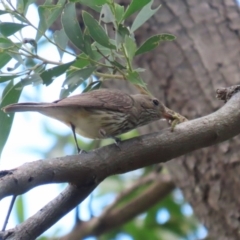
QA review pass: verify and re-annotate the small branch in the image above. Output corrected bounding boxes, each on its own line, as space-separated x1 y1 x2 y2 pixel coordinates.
1 196 16 231
102 171 159 216
60 174 174 240
0 183 98 240
95 72 124 80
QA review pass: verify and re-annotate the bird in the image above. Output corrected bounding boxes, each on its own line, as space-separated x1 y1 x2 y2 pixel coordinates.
2 88 186 153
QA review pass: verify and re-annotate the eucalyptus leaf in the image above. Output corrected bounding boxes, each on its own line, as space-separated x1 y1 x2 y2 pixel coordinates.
100 4 115 24
0 10 9 15
82 11 116 49
53 29 68 59
36 0 65 41
115 4 125 23
71 0 106 12
40 61 75 86
124 35 136 62
131 0 161 33
0 81 23 157
21 73 43 86
61 3 85 52
17 0 25 14
17 0 36 15
0 52 12 69
60 66 96 98
115 24 130 47
74 46 111 69
135 34 176 56
122 0 151 21
83 32 94 59
0 75 16 83
0 22 27 36
0 38 14 48
126 71 146 87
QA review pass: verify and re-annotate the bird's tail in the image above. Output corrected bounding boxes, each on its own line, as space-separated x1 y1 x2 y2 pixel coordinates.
2 102 48 113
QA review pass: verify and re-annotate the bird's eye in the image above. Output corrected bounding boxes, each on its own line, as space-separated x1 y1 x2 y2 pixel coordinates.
152 99 159 106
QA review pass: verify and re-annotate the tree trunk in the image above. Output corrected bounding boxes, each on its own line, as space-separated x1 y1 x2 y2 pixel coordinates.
125 1 240 239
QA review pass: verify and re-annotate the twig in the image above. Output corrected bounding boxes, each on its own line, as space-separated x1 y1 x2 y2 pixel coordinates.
2 196 16 231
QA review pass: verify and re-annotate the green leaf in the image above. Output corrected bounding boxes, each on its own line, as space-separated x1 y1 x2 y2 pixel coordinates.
53 29 68 59
74 54 91 69
0 10 9 15
70 0 106 12
115 3 125 23
40 61 75 86
15 195 25 223
124 35 136 62
61 3 85 52
0 38 14 48
100 4 115 24
0 75 16 83
0 52 12 69
126 71 146 87
115 24 130 47
83 32 94 59
73 45 111 69
36 1 65 41
82 11 116 49
135 34 176 56
60 66 96 98
0 22 27 36
17 0 36 15
122 0 151 21
131 0 161 32
21 73 43 86
17 0 25 14
0 81 23 157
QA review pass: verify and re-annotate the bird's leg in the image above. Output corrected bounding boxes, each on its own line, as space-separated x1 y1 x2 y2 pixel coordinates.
99 128 121 150
163 107 188 131
70 123 83 154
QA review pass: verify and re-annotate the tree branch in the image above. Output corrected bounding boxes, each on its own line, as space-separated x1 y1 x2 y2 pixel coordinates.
0 183 98 240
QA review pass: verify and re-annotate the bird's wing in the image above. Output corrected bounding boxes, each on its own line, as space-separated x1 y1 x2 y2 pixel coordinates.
52 89 134 111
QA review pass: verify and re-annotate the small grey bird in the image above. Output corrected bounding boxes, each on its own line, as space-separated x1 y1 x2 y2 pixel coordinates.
3 89 186 152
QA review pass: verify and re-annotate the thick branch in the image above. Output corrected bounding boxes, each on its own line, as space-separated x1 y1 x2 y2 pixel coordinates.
0 183 97 240
1 92 240 200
